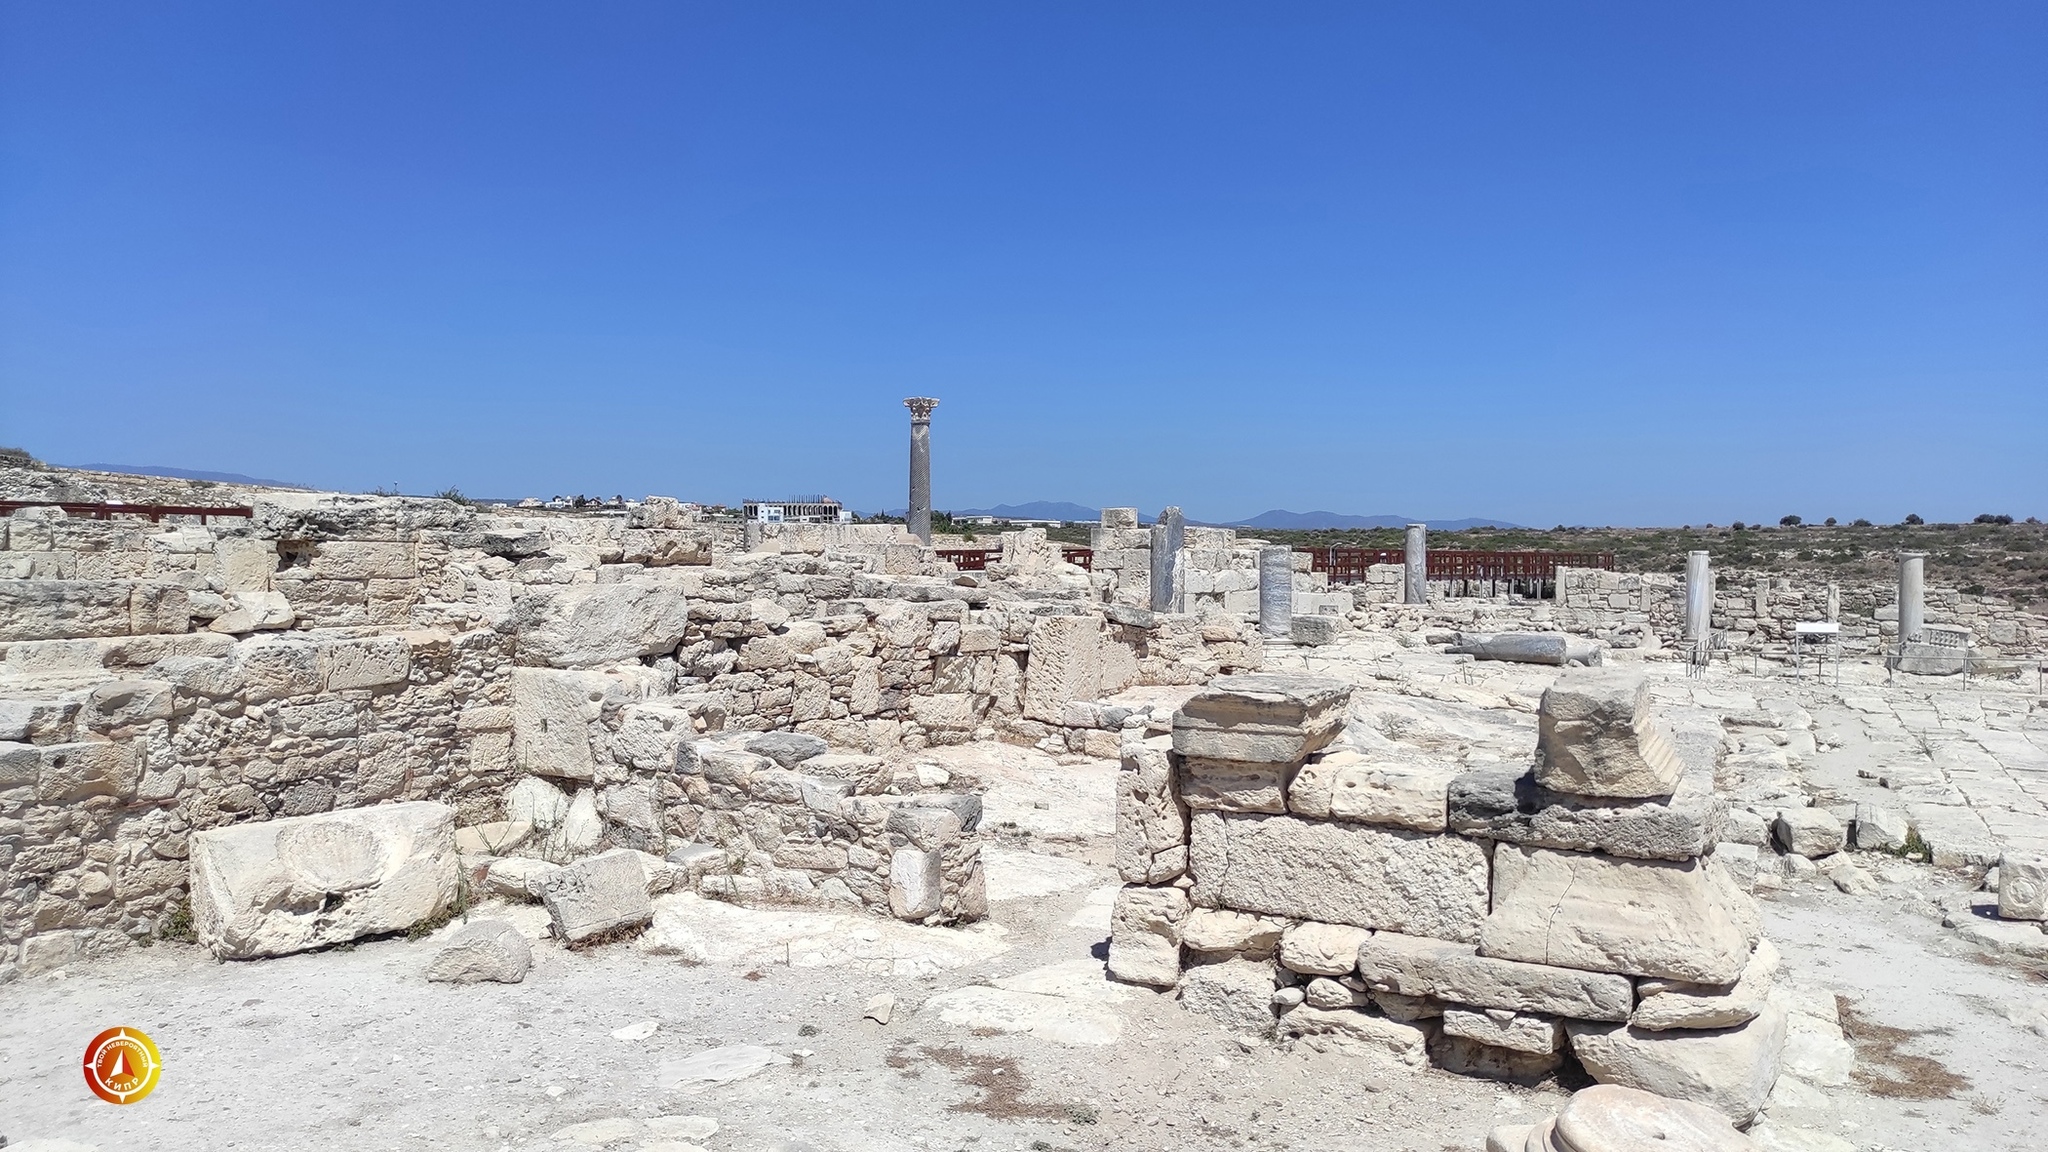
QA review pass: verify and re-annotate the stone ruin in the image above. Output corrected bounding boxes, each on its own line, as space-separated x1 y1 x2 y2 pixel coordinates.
1109 668 1795 1124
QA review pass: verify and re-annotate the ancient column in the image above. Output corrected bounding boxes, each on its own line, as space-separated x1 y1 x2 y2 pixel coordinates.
1403 523 1427 605
903 397 939 545
1684 551 1711 642
1259 545 1293 638
1898 552 1925 647
1150 506 1186 613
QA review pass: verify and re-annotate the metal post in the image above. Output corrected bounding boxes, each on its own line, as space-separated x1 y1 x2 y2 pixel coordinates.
1259 546 1293 638
1403 523 1427 605
903 397 938 545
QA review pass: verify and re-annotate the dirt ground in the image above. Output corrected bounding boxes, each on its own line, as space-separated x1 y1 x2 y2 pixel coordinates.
6 697 2046 1152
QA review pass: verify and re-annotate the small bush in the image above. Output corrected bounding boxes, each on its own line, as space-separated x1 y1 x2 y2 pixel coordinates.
158 898 196 943
1852 518 1873 527
1732 521 1747 531
437 487 477 507
1974 513 2014 525
1904 513 1924 525
1781 515 1802 526
1824 517 1837 526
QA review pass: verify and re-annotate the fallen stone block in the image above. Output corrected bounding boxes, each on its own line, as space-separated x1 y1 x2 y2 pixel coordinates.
1852 803 1910 853
744 730 830 768
1289 614 1341 646
1171 674 1350 764
1536 669 1682 799
1358 932 1635 1022
1190 811 1490 943
191 801 458 959
1632 939 1778 1032
1278 1004 1432 1063
539 848 654 943
426 920 532 984
1774 808 1845 859
1567 1004 1789 1126
484 856 558 900
1519 1084 1753 1152
1447 632 1602 667
1108 885 1189 988
1178 958 1278 1038
1998 851 2048 921
1481 845 1756 983
1116 736 1189 884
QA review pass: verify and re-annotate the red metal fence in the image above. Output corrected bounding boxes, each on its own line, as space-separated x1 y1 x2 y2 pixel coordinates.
935 547 1093 571
0 500 254 524
1299 547 1614 588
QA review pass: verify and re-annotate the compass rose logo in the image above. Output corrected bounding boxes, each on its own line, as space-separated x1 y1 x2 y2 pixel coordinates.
83 1026 162 1104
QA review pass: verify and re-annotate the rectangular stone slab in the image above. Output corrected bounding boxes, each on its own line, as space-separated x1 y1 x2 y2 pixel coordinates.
1115 736 1188 883
1481 845 1755 984
1188 810 1489 943
1357 931 1635 1022
1535 669 1682 799
1172 674 1351 764
1448 707 1725 861
1181 756 1297 814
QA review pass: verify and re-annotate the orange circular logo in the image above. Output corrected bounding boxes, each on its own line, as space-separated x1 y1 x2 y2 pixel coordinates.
83 1026 162 1104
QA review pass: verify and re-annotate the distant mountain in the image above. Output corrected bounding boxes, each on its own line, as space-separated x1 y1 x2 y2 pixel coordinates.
1225 510 1523 531
947 501 1106 522
68 462 307 489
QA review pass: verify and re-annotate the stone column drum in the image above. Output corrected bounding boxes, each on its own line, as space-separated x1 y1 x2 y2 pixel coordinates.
1259 545 1294 638
904 397 939 545
1897 552 1925 648
1683 551 1711 643
1403 523 1427 605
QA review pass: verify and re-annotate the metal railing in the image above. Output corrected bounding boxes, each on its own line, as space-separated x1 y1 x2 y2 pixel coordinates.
0 500 255 524
934 547 1093 571
1298 547 1615 592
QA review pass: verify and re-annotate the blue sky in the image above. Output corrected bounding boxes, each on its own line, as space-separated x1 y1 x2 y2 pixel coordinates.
2 3 2042 525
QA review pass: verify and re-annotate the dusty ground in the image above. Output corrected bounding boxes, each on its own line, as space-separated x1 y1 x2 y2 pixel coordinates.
5 648 2046 1152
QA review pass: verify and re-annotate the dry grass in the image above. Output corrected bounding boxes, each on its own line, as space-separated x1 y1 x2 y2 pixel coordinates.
1837 996 1972 1100
887 1043 1072 1122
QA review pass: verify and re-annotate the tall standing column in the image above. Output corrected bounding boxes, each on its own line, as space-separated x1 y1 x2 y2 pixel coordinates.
1897 552 1925 649
1684 551 1712 643
1149 506 1186 613
904 397 939 545
1259 545 1294 638
1403 523 1428 605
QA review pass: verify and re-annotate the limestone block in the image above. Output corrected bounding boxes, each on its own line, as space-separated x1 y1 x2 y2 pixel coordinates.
1289 754 1454 831
1852 804 1910 853
1181 757 1296 814
0 580 138 642
1358 932 1635 1022
609 703 694 772
505 775 571 830
1189 811 1490 943
888 846 944 920
1289 615 1341 646
957 624 1000 654
1434 1034 1564 1084
426 920 532 983
1172 674 1350 764
1022 615 1101 723
1100 507 1140 529
908 692 981 731
1535 670 1681 799
36 741 141 803
1181 908 1284 957
1773 808 1845 859
1116 736 1188 884
208 590 295 634
508 582 690 669
1567 1004 1788 1126
1178 958 1276 1037
1303 976 1368 1009
0 740 36 787
1278 1005 1431 1063
1549 1085 1752 1152
191 801 458 959
1633 939 1778 1031
234 638 322 702
1998 852 2048 921
82 679 174 731
318 636 411 691
600 783 664 852
1278 920 1374 976
510 667 622 781
1713 843 1760 892
539 848 654 942
1481 845 1755 983
484 857 558 899
1109 885 1190 987
1442 1006 1565 1054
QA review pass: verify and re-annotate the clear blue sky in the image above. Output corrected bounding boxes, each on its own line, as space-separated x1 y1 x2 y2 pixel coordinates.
3 3 2042 525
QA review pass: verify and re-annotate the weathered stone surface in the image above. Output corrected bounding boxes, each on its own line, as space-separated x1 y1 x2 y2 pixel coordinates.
1303 976 1369 1009
1999 851 2048 921
1178 958 1277 1037
1448 632 1598 666
1481 846 1756 983
426 919 532 983
1439 1033 1567 1084
1442 1006 1565 1054
1289 614 1341 646
1568 1004 1789 1126
1774 809 1845 859
1358 932 1635 1022
1108 885 1189 987
1552 1084 1752 1152
510 668 621 781
1852 804 1910 853
1182 908 1284 957
888 846 944 920
508 582 689 669
1181 757 1296 814
191 801 458 959
1172 674 1350 764
35 741 141 803
744 731 829 769
1288 752 1455 831
1116 736 1188 884
1190 811 1490 943
1279 1005 1433 1063
1278 920 1374 976
1536 670 1682 799
1632 939 1779 1031
1022 615 1101 724
539 848 654 943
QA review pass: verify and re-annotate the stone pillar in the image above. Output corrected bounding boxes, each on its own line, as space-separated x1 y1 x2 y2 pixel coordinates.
1259 546 1293 638
1826 583 1840 622
1403 523 1427 605
1150 507 1186 614
903 397 939 545
1898 552 1925 647
1684 551 1711 643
